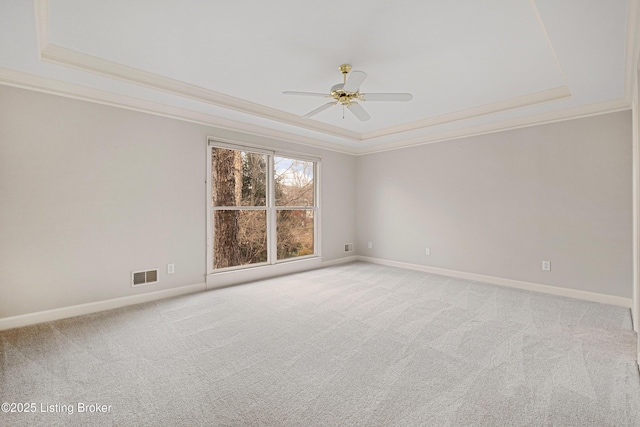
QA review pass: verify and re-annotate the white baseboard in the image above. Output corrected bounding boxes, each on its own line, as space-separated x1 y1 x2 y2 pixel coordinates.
357 256 632 308
0 255 359 331
0 283 206 331
2 255 629 331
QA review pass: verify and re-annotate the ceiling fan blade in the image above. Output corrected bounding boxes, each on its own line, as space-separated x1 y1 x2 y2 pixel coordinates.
347 102 370 121
342 70 367 92
283 91 329 97
361 93 413 101
303 102 336 118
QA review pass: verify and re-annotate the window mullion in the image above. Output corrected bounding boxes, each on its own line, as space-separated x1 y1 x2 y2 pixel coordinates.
267 155 276 265
314 161 319 257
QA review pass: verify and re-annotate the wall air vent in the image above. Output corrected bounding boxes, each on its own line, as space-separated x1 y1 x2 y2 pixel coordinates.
344 243 354 252
131 269 159 287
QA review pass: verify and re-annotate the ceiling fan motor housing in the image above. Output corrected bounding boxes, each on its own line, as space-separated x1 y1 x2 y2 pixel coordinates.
330 83 358 105
283 63 411 121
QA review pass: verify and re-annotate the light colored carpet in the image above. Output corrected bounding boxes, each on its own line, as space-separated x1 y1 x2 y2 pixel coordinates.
1 261 639 426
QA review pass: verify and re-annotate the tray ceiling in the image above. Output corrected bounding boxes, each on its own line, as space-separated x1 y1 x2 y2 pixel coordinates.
0 0 636 153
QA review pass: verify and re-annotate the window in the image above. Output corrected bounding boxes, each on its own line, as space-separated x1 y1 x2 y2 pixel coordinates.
275 156 315 260
211 148 268 269
208 142 318 272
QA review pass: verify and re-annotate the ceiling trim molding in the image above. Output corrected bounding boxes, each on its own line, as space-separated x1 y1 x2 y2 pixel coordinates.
31 0 359 141
32 0 587 144
39 44 361 142
0 66 358 155
625 0 640 103
39 41 574 144
361 86 571 140
0 66 629 157
357 98 631 155
24 0 634 153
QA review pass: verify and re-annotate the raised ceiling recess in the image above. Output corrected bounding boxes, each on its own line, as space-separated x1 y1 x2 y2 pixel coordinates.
0 0 635 153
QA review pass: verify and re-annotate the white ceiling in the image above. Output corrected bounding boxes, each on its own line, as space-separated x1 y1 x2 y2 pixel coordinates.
0 0 636 153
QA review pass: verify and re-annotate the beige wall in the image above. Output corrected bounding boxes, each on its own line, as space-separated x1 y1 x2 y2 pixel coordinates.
0 86 356 318
0 83 633 319
356 111 633 298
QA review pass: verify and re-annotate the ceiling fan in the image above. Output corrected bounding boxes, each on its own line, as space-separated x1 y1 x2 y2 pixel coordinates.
283 64 413 121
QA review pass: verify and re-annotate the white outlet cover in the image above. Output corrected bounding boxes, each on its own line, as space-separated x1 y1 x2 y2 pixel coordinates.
367 242 373 249
542 261 551 271
167 264 175 274
425 248 431 255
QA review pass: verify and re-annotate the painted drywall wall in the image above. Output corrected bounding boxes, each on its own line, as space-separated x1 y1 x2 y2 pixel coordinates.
356 111 633 298
0 85 356 318
320 149 357 259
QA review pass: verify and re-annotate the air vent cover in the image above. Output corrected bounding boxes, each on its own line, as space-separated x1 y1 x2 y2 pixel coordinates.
131 269 159 287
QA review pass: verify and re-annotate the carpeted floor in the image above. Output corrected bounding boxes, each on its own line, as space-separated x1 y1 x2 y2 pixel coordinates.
1 262 639 426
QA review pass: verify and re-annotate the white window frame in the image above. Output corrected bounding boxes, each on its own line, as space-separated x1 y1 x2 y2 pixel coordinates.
206 138 321 277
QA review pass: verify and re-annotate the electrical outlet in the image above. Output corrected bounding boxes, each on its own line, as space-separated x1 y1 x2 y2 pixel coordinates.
167 263 175 274
541 261 551 271
367 242 373 249
425 248 431 255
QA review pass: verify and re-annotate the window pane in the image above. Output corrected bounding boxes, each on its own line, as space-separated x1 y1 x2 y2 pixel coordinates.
274 157 314 206
214 210 267 269
277 210 314 260
212 148 267 207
